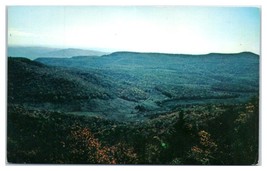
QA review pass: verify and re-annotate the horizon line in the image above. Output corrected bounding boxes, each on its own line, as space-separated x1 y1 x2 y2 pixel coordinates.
7 45 260 56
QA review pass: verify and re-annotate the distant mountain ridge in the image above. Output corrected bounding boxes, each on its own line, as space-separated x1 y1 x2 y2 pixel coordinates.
36 51 259 73
8 46 108 60
42 48 107 58
106 51 258 57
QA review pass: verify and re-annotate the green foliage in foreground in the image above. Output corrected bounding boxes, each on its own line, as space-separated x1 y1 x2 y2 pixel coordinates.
7 97 259 165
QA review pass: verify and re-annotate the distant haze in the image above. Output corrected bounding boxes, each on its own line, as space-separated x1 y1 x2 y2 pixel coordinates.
8 46 108 59
8 6 260 55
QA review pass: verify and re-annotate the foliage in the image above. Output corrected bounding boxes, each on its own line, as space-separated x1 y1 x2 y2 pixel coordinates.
7 53 259 164
7 96 259 164
187 130 217 164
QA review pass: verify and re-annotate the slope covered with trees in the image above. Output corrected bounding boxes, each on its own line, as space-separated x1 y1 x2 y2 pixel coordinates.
7 51 259 164
7 97 258 164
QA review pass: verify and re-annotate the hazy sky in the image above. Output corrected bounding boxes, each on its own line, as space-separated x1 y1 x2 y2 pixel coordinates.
8 6 260 54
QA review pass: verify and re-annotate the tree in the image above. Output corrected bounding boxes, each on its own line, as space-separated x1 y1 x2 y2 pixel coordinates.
66 126 138 164
187 130 217 164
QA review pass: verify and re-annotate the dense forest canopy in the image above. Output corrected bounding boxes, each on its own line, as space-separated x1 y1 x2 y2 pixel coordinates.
7 51 259 164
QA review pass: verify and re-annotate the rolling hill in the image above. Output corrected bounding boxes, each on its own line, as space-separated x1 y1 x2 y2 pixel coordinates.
36 51 259 106
8 57 113 114
7 51 259 164
8 51 259 121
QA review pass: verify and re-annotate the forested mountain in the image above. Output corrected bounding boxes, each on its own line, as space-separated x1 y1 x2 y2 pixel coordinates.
7 51 259 164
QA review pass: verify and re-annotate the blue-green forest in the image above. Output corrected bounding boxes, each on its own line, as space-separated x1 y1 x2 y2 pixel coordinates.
7 51 259 164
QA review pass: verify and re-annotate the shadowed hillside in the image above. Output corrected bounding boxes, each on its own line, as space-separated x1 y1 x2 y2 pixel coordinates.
8 57 113 113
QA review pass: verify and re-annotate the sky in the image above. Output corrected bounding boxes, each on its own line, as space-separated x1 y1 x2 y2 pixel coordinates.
7 6 260 54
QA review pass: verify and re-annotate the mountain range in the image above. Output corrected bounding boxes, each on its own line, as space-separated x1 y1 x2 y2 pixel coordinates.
8 51 259 121
7 50 259 164
8 46 108 59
